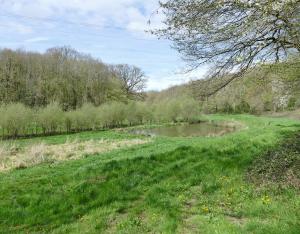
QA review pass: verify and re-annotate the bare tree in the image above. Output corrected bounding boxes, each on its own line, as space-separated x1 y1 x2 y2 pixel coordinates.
111 64 147 99
152 0 300 96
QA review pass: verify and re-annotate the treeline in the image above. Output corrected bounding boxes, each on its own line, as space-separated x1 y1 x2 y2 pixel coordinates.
0 97 201 138
190 56 300 114
0 47 146 110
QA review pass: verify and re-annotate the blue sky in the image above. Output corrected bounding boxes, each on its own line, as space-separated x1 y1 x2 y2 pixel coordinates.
0 0 207 90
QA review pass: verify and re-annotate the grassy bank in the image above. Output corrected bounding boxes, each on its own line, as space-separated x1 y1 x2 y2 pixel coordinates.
0 115 299 233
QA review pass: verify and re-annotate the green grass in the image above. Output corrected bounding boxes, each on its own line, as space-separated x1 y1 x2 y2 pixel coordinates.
0 115 299 233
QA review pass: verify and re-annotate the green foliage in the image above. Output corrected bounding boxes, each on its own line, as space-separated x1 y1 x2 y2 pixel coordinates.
152 97 202 124
164 99 182 122
125 102 151 125
103 102 127 127
287 97 297 110
179 97 201 123
235 100 251 114
193 57 300 114
0 47 145 110
67 103 99 131
0 94 202 138
0 103 33 137
221 102 234 114
37 102 64 134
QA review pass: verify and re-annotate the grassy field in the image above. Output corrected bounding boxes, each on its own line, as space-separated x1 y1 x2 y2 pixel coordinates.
0 115 299 233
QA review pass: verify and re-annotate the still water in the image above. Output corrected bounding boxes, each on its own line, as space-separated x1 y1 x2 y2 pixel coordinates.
130 122 236 137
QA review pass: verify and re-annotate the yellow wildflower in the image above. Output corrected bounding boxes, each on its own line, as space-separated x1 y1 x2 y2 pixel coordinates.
262 195 271 205
202 206 209 213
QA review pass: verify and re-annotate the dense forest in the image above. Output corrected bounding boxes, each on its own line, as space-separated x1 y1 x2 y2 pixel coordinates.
0 47 146 110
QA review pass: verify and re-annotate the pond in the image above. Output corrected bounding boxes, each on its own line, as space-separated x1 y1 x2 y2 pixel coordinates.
129 122 238 137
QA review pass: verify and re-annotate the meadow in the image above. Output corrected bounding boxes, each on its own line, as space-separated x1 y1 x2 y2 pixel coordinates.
0 114 299 233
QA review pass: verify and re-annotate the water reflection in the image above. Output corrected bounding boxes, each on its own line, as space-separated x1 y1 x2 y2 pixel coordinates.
129 122 236 137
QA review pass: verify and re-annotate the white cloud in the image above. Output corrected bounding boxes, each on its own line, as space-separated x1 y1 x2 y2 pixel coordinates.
0 0 200 91
0 0 163 35
25 37 50 43
0 21 33 34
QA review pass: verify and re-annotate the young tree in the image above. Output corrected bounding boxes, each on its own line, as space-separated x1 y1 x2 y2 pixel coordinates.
37 102 64 134
153 0 300 96
0 103 33 137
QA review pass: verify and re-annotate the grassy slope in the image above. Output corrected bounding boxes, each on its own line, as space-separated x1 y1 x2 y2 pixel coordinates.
0 115 300 234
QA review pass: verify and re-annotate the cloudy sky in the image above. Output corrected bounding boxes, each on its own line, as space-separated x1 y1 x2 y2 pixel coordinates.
0 0 207 90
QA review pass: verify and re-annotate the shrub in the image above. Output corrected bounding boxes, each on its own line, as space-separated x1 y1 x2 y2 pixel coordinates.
287 97 297 110
36 102 64 134
263 100 273 112
221 102 234 114
108 102 127 127
97 102 126 128
179 97 201 123
77 103 98 130
0 103 33 137
125 102 151 126
0 99 203 138
235 100 251 113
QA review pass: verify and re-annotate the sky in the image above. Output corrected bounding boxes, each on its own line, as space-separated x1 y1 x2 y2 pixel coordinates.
0 0 207 90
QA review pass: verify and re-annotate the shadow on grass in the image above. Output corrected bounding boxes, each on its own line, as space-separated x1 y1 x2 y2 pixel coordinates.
0 129 298 233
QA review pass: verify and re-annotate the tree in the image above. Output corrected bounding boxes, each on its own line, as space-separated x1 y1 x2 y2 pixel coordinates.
153 0 300 96
0 47 128 109
110 64 147 99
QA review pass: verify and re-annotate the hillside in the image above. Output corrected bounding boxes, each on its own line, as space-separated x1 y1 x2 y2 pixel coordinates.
190 58 300 114
150 57 300 115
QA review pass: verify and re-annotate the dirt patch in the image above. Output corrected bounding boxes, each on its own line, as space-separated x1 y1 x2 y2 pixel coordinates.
179 215 201 234
0 138 150 171
247 133 300 189
226 216 248 226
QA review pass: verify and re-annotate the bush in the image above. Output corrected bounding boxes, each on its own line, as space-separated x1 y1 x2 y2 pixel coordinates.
77 103 99 130
179 97 201 123
0 98 203 138
221 102 234 114
36 102 64 134
97 102 126 128
263 100 273 112
0 103 33 137
125 102 152 126
287 97 297 110
235 100 251 113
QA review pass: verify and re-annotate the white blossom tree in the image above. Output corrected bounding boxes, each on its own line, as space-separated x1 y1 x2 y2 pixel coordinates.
153 0 300 96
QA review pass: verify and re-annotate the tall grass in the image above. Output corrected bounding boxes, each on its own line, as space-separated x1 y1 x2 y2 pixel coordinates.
0 97 201 138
